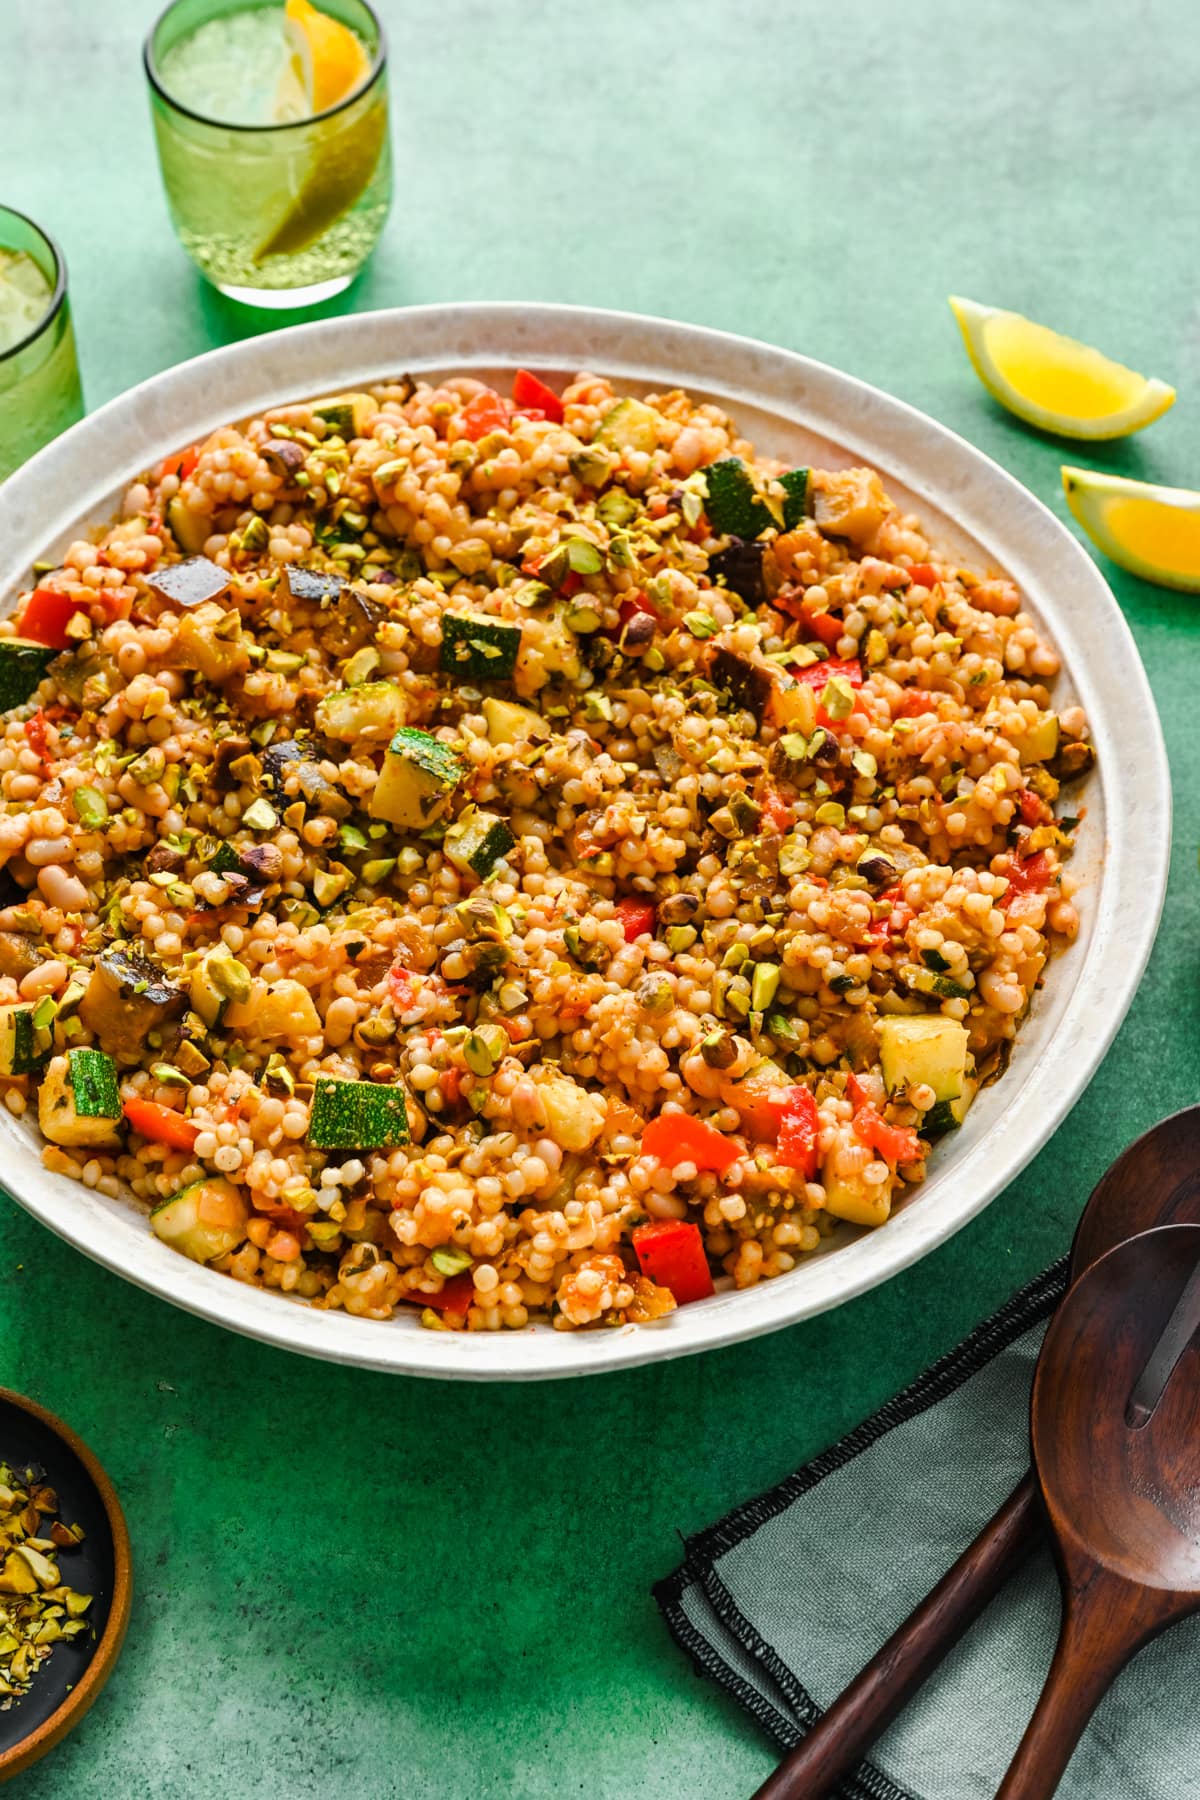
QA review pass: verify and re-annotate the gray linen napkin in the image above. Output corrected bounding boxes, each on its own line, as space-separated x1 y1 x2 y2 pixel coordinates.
655 1263 1200 1799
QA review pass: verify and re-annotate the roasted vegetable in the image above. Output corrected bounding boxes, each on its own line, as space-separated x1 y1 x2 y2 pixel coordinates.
78 946 185 1063
707 540 766 605
149 554 229 609
370 729 468 830
0 639 57 711
709 645 773 715
37 1049 122 1148
316 681 409 743
439 612 522 681
307 1077 411 1149
0 1002 51 1077
443 807 515 878
151 1178 249 1264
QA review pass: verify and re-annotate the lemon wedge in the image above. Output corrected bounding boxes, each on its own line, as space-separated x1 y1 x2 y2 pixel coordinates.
949 296 1175 440
255 0 384 262
283 0 369 115
1062 467 1200 592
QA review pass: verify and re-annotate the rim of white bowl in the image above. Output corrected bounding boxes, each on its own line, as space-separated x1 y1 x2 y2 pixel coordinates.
0 302 1171 1379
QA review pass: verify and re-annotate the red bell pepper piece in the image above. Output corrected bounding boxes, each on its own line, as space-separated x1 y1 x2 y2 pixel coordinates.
23 711 50 764
409 1269 475 1317
795 657 863 691
632 1219 715 1305
388 963 418 1011
1001 851 1052 898
615 897 657 942
789 592 846 648
906 563 940 588
460 390 512 441
122 1097 200 1152
846 1075 922 1166
158 443 201 484
642 1112 739 1175
863 884 914 947
776 1086 819 1178
511 369 565 423
1017 789 1052 827
440 1067 462 1104
18 588 88 649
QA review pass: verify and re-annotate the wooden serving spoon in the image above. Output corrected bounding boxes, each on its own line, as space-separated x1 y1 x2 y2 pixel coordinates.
996 1222 1200 1798
751 1103 1200 1800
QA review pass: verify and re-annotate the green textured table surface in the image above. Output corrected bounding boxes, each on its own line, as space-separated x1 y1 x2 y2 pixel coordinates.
3 3 1199 1794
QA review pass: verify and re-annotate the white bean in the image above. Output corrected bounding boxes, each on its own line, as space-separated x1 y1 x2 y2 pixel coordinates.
19 959 68 1000
37 865 89 911
26 836 73 868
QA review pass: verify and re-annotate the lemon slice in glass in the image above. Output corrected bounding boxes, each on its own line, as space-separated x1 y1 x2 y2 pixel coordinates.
254 0 383 261
0 250 52 355
1062 467 1200 592
949 296 1175 440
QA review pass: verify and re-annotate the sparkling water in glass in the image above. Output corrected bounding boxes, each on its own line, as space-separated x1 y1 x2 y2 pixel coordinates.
144 0 392 307
0 207 85 482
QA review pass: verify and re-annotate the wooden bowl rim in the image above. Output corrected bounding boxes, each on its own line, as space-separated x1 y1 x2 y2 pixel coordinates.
0 1387 132 1784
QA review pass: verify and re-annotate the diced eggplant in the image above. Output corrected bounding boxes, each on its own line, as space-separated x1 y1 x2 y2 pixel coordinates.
707 540 766 605
78 946 185 1064
261 737 306 793
176 603 249 682
0 931 43 981
285 565 345 607
260 736 351 819
481 697 549 747
324 586 386 658
164 498 211 556
149 555 230 610
709 645 773 716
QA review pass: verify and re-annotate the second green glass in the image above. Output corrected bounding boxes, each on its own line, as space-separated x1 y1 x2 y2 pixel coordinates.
144 0 392 307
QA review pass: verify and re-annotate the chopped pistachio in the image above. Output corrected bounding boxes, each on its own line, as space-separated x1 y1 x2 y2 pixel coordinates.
242 797 279 831
814 801 846 827
683 611 719 639
151 1062 189 1086
750 961 781 1012
565 537 603 575
583 691 613 723
431 1246 473 1277
819 674 855 721
71 785 108 830
338 823 369 855
664 925 697 953
362 857 396 886
343 646 381 685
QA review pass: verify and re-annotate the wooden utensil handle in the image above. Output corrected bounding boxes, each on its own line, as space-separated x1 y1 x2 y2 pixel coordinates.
995 1570 1150 1800
750 1473 1041 1800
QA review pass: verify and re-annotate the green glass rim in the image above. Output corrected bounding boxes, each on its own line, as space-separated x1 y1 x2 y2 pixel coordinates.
143 0 388 134
0 205 68 368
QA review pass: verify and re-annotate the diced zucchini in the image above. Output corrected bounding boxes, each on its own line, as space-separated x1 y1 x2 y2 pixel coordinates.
0 1002 50 1076
164 498 211 556
879 1016 970 1103
307 1077 410 1150
924 1092 971 1137
779 466 811 528
0 639 57 712
482 697 550 747
312 393 378 438
175 603 248 681
1018 711 1060 765
443 806 515 879
439 612 522 682
709 645 773 715
63 1047 121 1118
151 1177 249 1265
907 968 972 1002
594 398 661 455
370 729 468 831
824 1168 891 1228
704 458 770 539
37 1051 122 1148
316 680 409 743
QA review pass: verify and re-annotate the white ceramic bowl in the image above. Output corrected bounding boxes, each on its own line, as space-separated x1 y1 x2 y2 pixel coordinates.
0 304 1170 1379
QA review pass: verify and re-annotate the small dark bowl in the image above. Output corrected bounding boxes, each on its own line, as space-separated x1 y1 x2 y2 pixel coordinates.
0 1389 131 1784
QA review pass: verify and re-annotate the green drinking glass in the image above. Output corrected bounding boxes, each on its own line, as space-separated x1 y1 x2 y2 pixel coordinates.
144 0 392 307
0 207 85 483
